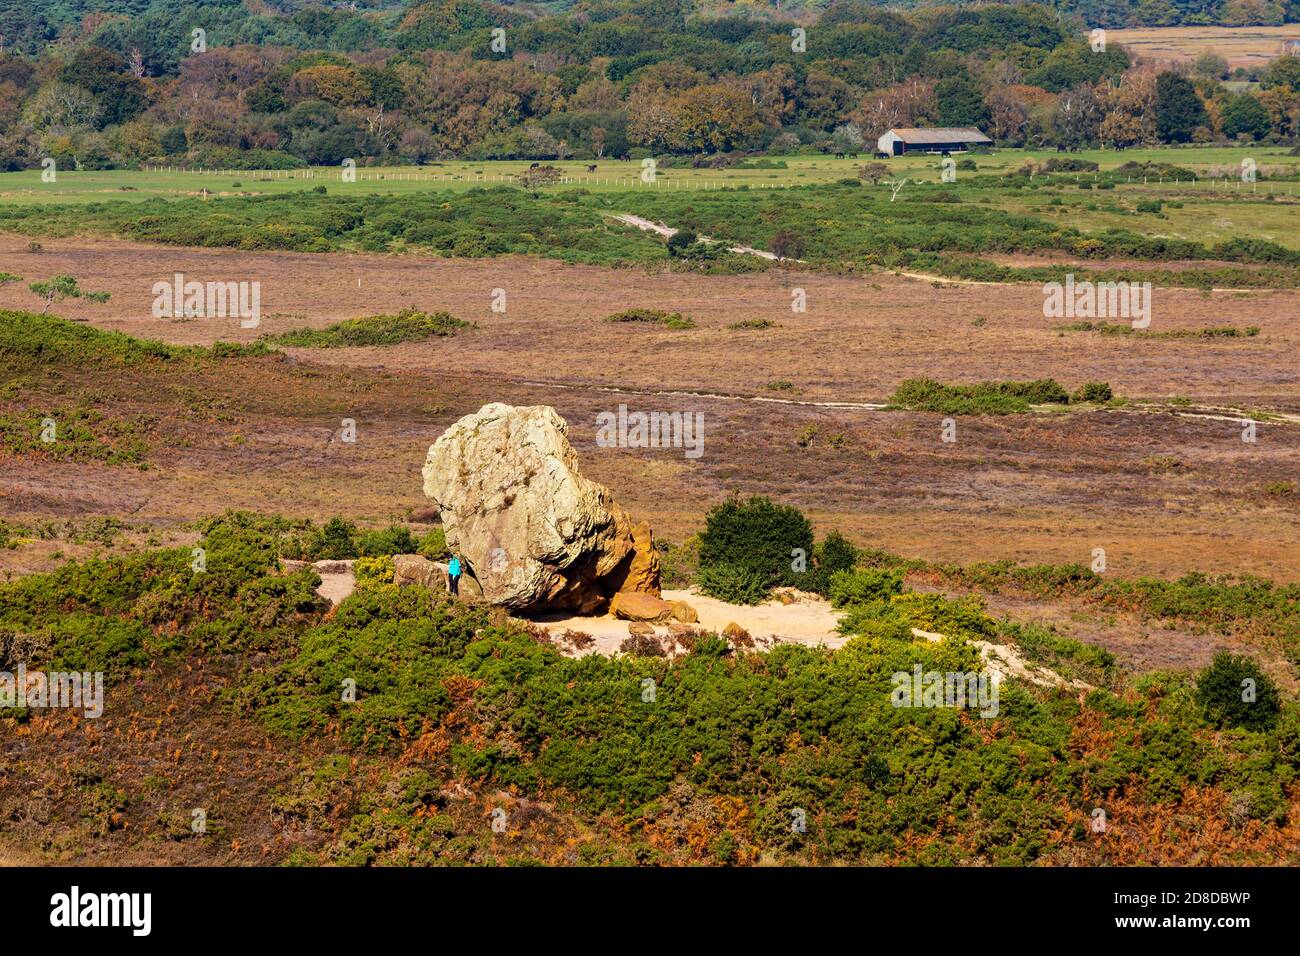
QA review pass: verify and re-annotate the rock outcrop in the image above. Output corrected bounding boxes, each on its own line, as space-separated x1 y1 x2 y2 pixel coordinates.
390 553 484 600
422 403 660 613
392 554 447 593
723 622 751 642
667 600 698 624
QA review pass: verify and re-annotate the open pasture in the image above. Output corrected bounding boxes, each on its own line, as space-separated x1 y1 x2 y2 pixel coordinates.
1 145 1297 207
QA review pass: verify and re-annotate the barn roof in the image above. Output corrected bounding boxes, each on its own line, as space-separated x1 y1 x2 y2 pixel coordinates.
887 127 992 144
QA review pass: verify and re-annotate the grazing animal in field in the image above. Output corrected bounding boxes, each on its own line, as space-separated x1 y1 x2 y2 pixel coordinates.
529 161 540 169
834 151 846 159
586 164 597 172
873 151 889 159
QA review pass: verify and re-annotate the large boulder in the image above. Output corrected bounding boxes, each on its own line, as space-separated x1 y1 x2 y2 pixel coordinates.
610 591 675 623
422 403 660 613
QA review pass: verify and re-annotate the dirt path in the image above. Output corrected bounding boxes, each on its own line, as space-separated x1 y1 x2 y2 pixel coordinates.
611 213 787 260
609 212 1277 293
281 559 356 606
517 377 888 410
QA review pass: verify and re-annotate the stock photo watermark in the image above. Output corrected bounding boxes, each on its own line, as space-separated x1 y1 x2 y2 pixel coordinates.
152 273 261 328
891 665 1000 718
1 665 103 718
595 405 704 459
1042 274 1151 329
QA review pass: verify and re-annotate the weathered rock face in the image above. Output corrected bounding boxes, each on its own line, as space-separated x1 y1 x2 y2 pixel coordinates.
422 403 661 613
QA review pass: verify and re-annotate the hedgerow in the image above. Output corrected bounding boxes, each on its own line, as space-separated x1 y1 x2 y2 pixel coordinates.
889 377 1084 414
0 310 269 370
264 309 472 347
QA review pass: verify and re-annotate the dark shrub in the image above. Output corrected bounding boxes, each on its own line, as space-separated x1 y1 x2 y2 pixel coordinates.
818 530 857 575
698 496 813 592
1074 381 1113 403
770 229 805 259
606 308 696 330
309 517 357 560
1196 652 1280 731
666 230 698 256
417 528 448 560
1043 157 1098 173
799 530 859 594
355 526 417 557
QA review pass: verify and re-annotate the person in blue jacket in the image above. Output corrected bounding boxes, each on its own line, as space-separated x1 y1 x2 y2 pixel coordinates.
447 554 462 596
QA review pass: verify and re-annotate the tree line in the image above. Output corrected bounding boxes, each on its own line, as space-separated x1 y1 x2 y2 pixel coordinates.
1 0 1298 170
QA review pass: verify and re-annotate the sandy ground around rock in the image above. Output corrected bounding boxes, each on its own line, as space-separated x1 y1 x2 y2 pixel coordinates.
534 587 848 655
534 587 1087 690
315 571 356 606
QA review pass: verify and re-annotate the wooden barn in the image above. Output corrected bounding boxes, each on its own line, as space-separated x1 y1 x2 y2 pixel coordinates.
876 127 992 156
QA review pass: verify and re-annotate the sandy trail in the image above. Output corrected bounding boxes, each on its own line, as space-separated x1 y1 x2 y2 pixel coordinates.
280 559 357 606
612 212 1278 293
611 213 787 260
518 377 889 410
516 376 1299 429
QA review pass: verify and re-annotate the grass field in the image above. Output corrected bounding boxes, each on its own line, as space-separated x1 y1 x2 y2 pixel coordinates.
2 146 1298 206
3 146 1300 287
1104 25 1300 68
